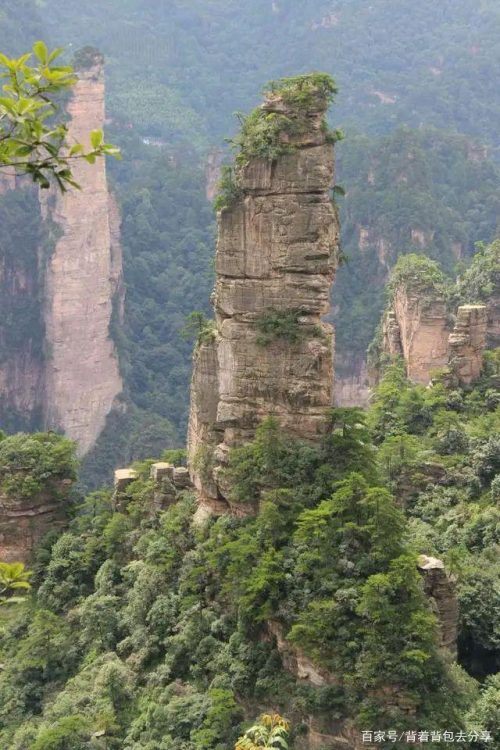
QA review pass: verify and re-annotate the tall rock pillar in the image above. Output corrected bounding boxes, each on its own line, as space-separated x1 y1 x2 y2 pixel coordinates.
188 77 340 514
41 50 123 456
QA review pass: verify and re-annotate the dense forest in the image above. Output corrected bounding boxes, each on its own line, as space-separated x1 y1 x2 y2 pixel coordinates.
1 0 500 471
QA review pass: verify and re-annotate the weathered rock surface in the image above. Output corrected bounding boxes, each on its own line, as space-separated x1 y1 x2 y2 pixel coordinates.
379 290 488 387
448 305 488 385
266 620 336 688
0 481 72 564
205 148 224 202
335 358 370 407
188 91 339 514
418 555 458 656
386 286 450 384
42 52 123 456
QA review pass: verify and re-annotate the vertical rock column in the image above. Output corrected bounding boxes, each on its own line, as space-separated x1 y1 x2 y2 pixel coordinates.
189 88 339 514
42 51 123 456
448 304 488 385
389 286 450 384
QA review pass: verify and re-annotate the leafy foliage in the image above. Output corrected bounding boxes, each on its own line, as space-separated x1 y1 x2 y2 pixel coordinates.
0 562 31 605
1 364 497 745
0 42 119 190
236 713 290 750
0 431 77 498
255 309 307 347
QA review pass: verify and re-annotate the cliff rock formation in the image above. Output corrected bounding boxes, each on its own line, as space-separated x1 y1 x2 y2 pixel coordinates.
418 555 458 656
41 50 123 456
0 182 48 432
188 83 339 514
0 433 75 564
0 482 70 564
382 285 450 385
335 356 370 407
375 258 490 387
459 239 500 348
0 50 123 456
448 305 488 385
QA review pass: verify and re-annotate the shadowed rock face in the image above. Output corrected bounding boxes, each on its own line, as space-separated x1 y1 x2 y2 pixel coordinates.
41 55 123 456
188 91 339 514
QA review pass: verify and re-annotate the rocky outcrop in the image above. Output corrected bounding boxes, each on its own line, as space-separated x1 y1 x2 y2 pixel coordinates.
42 51 123 456
266 620 337 688
375 256 491 387
459 240 500 348
385 285 450 384
0 482 70 564
418 555 458 656
113 463 192 513
188 85 339 514
448 305 488 385
205 148 224 202
0 431 75 563
379 295 489 387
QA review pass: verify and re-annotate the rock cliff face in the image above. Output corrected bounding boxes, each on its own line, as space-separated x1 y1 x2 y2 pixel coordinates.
41 52 123 456
0 253 45 430
418 555 458 656
0 184 47 432
205 148 224 202
188 88 339 514
384 286 450 384
0 482 69 564
377 264 489 387
448 305 488 385
335 356 370 407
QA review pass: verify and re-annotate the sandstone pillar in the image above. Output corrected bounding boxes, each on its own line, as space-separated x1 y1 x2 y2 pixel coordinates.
188 80 340 514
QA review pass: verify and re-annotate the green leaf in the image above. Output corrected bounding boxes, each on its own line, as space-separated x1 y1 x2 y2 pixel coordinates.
69 143 84 156
33 41 49 65
0 52 13 68
48 47 65 63
90 129 103 149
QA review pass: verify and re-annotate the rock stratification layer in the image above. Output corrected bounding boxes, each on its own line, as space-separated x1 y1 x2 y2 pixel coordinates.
0 484 69 564
42 52 123 456
188 86 339 513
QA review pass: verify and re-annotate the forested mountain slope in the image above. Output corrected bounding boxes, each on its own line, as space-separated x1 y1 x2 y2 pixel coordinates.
1 338 498 748
31 0 500 147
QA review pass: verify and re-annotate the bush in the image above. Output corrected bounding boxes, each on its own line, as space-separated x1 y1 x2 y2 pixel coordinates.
0 432 77 498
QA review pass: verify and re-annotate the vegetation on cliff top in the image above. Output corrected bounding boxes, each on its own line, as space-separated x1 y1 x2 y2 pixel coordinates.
215 72 339 211
386 253 452 301
0 431 77 499
459 239 500 308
